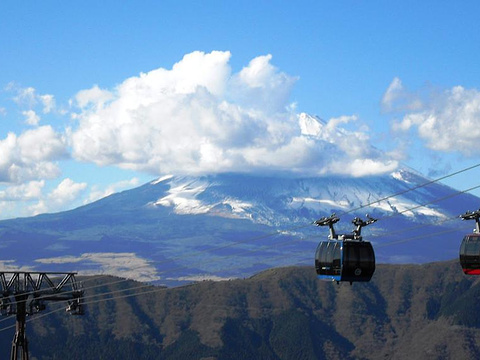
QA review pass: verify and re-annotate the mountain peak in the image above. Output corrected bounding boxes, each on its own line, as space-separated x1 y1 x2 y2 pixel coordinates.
0 171 477 284
298 113 325 136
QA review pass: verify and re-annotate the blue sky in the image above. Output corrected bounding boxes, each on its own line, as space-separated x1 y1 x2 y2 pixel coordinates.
1 1 480 219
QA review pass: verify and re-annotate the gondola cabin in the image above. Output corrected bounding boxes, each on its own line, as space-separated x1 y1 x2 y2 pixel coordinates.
314 214 377 284
460 234 480 275
315 238 375 283
459 210 480 275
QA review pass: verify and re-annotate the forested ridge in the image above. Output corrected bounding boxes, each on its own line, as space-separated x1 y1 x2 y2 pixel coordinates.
1 260 480 360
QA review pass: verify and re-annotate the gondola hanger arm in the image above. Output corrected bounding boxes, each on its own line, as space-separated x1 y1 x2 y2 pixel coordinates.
460 209 480 233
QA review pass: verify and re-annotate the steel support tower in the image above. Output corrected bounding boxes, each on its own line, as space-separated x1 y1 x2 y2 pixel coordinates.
0 271 84 360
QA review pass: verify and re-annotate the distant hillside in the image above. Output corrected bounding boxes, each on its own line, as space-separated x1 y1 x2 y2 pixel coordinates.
0 172 479 284
1 261 480 359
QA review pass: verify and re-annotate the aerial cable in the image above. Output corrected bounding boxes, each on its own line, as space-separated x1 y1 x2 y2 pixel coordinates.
4 217 470 332
0 223 307 304
76 171 480 291
0 234 309 312
13 273 388 332
13 178 478 313
16 179 480 306
1 248 317 333
376 226 471 249
26 163 480 289
29 240 318 313
374 184 480 223
0 220 473 334
3 164 479 322
342 182 480 244
3 179 480 338
54 222 313 291
0 248 313 332
336 162 480 218
368 211 471 242
106 163 480 275
0 284 167 333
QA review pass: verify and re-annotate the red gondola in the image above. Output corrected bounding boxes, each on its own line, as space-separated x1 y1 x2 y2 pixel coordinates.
460 210 480 275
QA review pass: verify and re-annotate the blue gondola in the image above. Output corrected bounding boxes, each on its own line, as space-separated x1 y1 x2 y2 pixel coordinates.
314 214 376 284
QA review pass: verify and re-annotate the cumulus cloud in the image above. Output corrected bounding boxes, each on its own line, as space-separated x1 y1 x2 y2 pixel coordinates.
7 83 56 114
0 126 67 183
382 77 423 113
29 178 87 215
68 51 397 177
298 113 398 176
0 178 88 219
0 180 45 201
22 109 40 125
74 84 114 110
392 85 480 155
11 85 37 107
49 178 87 203
39 94 55 113
86 177 140 203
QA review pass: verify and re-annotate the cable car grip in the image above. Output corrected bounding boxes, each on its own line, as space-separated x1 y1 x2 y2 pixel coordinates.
460 209 480 233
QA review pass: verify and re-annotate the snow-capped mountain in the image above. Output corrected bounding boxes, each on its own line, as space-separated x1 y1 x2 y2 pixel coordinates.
0 170 477 285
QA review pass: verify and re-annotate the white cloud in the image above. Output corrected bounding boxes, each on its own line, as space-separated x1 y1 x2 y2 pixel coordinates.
0 177 87 219
74 84 114 110
68 51 397 178
382 77 403 111
297 113 398 176
29 178 87 215
49 178 87 204
231 54 298 113
327 158 399 177
382 77 422 113
12 85 37 107
393 85 480 155
86 177 140 203
0 180 45 201
18 126 67 161
0 126 67 183
8 84 56 114
40 94 55 113
22 109 40 125
0 176 91 219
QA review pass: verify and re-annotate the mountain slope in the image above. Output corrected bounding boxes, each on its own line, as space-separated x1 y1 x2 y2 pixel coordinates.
2 261 480 359
0 170 478 283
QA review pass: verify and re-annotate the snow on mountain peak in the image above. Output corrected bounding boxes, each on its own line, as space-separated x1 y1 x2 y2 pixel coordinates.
298 113 324 136
152 176 255 219
149 172 454 224
151 175 174 184
288 197 350 211
153 177 213 214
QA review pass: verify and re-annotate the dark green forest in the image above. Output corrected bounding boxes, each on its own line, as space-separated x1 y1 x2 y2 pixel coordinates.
1 261 480 360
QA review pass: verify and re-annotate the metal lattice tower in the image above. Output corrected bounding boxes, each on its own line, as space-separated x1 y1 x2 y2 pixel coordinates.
0 271 84 360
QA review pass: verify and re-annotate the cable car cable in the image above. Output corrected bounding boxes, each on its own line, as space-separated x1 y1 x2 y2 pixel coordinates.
0 217 474 333
335 162 480 218
372 184 480 223
4 165 480 322
14 180 480 307
12 162 480 296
